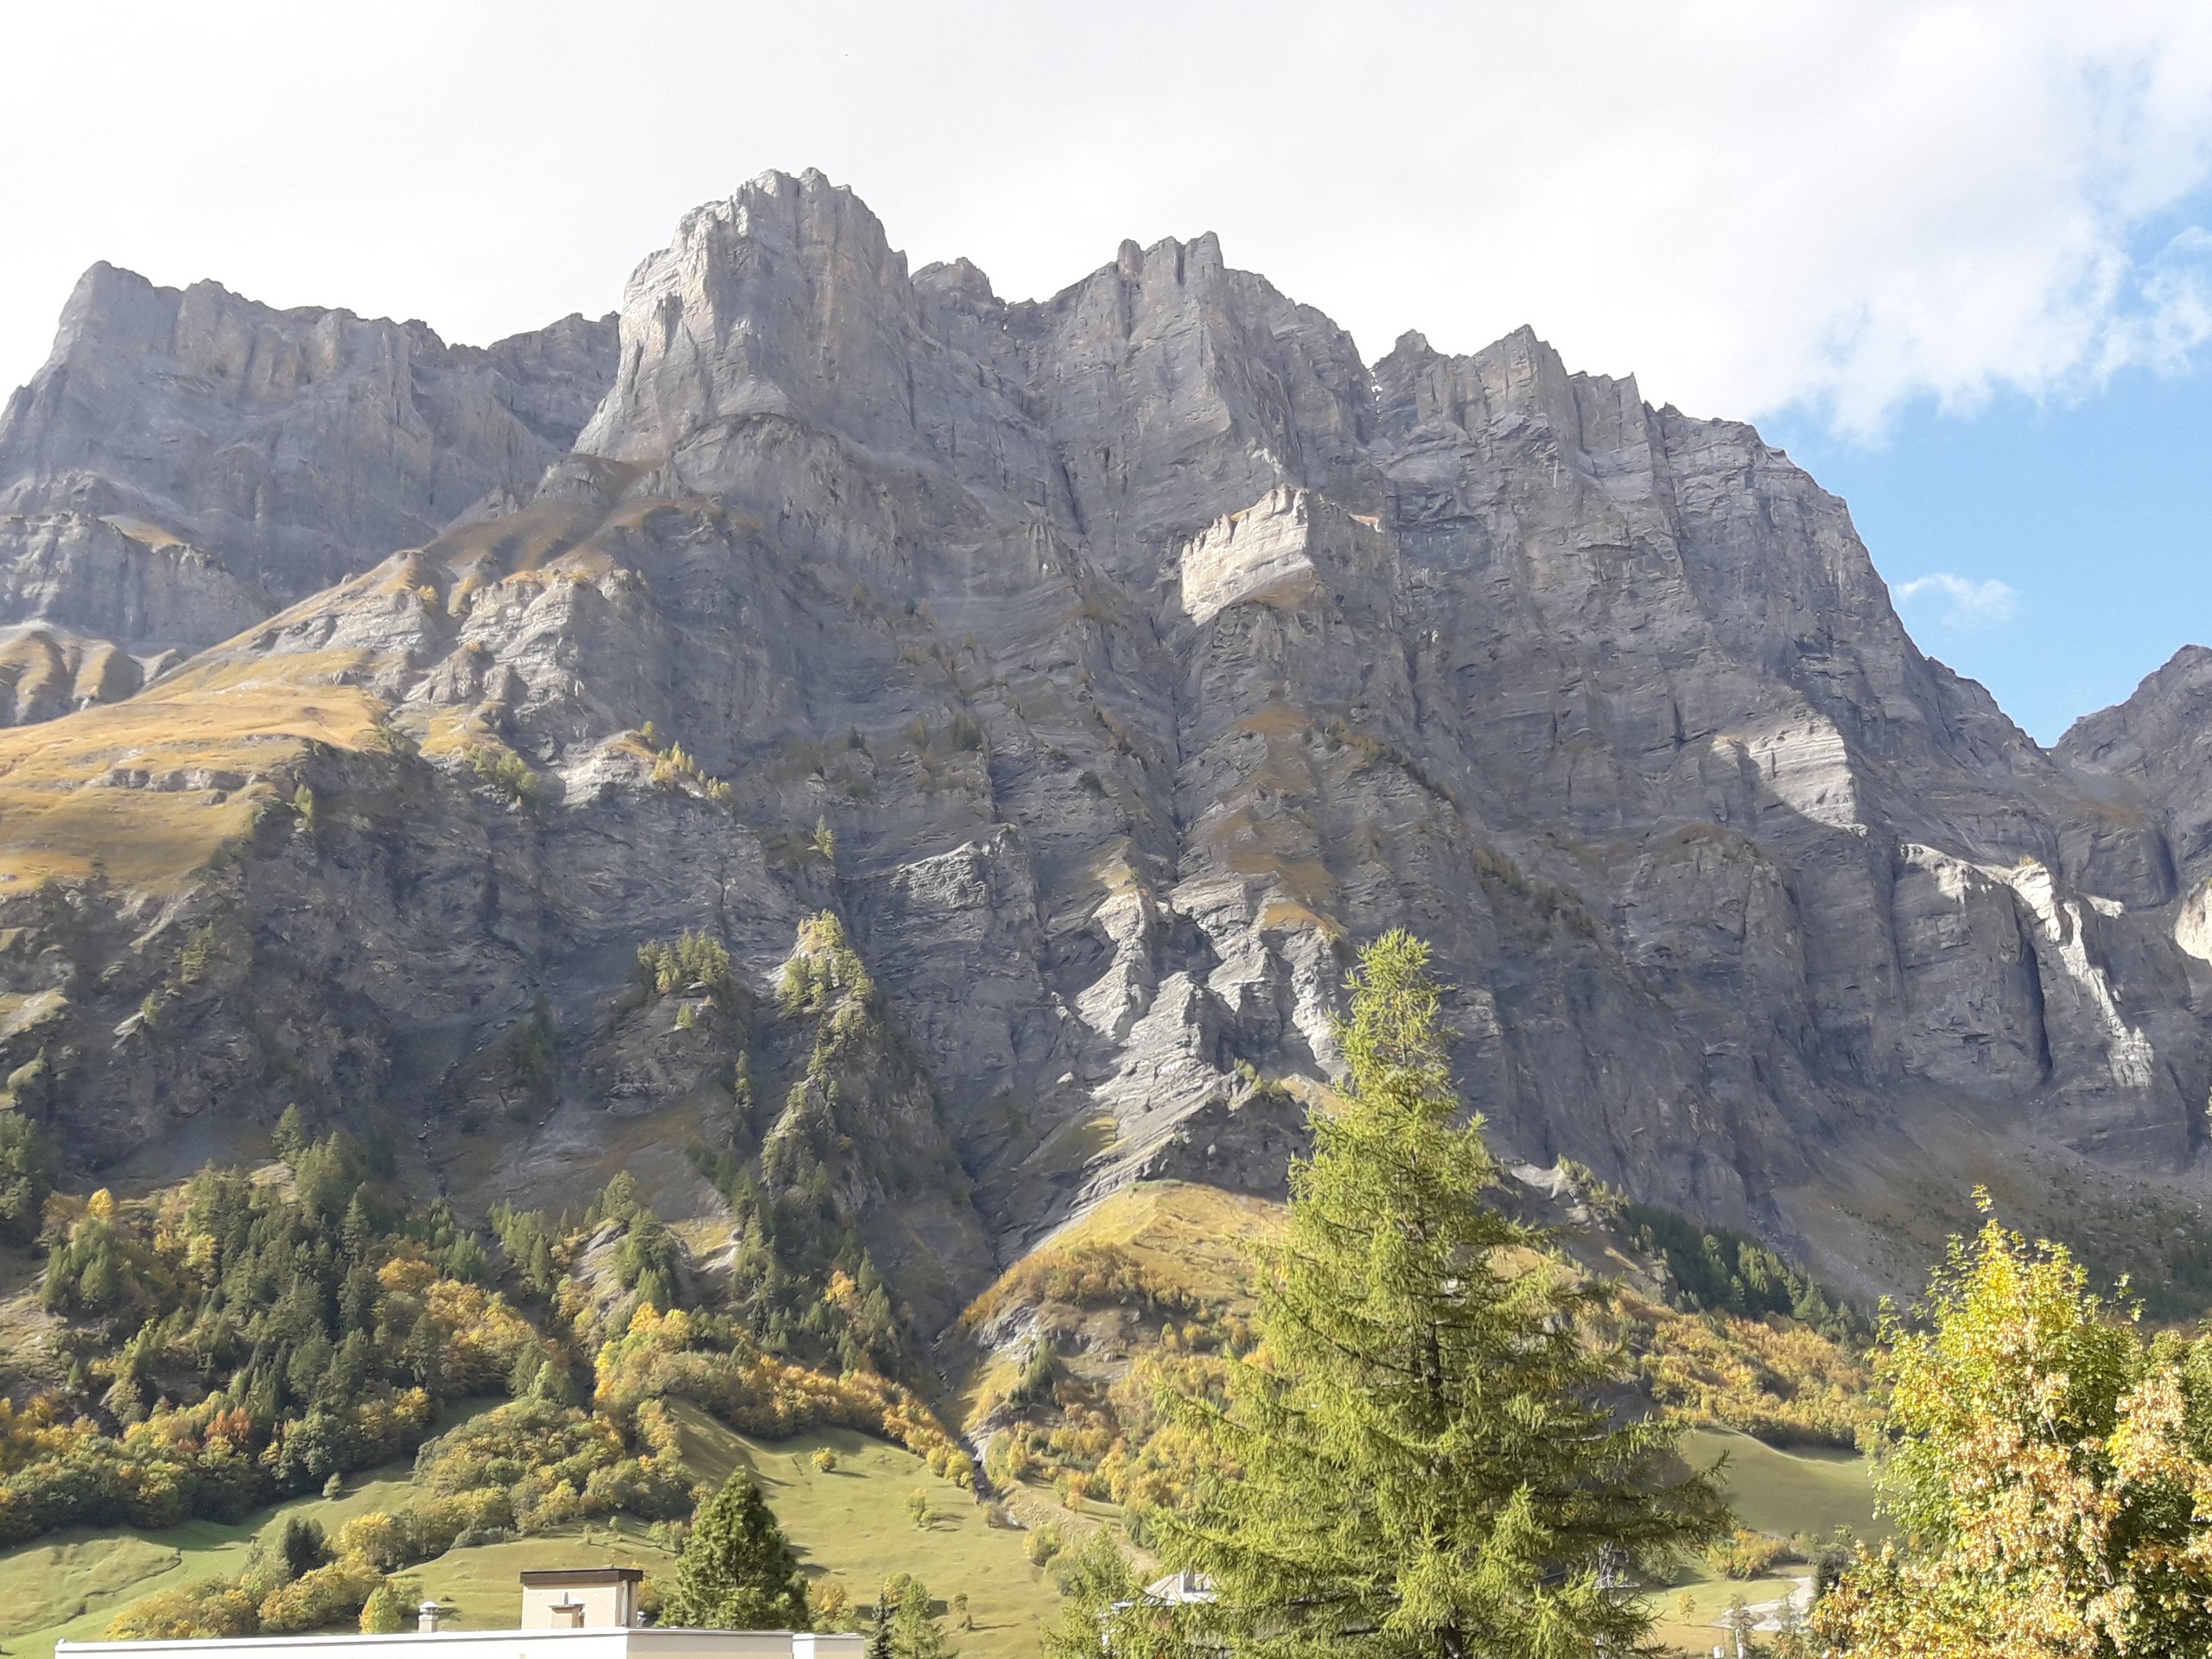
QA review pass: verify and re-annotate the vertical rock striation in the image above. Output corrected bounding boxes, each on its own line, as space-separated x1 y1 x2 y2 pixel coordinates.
0 264 617 719
2 168 2209 1308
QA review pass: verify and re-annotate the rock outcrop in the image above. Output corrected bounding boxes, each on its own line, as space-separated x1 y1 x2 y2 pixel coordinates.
0 264 617 715
1 168 2209 1315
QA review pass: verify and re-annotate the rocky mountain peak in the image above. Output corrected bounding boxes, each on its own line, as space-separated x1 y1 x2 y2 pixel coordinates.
0 259 620 730
2 172 2211 1313
575 169 919 474
0 264 619 592
2056 645 2212 880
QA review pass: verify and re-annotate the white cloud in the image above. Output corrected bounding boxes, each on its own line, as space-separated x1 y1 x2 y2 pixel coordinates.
2 2 2210 437
1892 574 2020 628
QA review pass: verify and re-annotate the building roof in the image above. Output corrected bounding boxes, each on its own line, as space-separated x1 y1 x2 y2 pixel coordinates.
521 1567 648 1586
59 1630 866 1656
1142 1571 1217 1604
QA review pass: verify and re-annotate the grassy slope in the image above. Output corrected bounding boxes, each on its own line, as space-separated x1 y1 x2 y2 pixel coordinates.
954 1180 1280 1416
677 1406 1060 1659
0 1404 1060 1659
1683 1427 1885 1541
0 655 384 889
0 1466 417 1659
1030 1181 1280 1294
1646 1427 1887 1654
0 506 654 896
396 1408 1065 1656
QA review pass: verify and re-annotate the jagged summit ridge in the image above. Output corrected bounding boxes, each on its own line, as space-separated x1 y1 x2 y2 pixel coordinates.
0 263 619 724
0 168 2206 1310
0 262 620 595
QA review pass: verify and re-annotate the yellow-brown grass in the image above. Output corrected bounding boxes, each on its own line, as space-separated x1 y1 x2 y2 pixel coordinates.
0 654 384 889
1257 898 1344 940
1234 702 1311 741
969 1182 1285 1332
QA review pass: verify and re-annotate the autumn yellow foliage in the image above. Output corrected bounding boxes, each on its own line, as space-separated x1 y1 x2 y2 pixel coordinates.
595 1303 974 1484
1817 1212 2212 1657
1619 1287 1878 1448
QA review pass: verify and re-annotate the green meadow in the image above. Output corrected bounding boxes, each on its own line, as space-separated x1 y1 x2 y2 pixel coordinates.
0 1403 1059 1659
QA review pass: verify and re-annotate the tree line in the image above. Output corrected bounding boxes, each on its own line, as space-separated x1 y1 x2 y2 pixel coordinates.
34 921 2209 1655
1032 930 2212 1658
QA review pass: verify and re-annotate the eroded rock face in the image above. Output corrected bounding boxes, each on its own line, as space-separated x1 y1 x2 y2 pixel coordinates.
0 513 272 721
0 265 620 599
8 168 2212 1312
0 265 618 712
2060 648 2212 876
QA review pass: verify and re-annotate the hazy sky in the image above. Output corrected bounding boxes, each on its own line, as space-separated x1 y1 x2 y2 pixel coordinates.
7 1 2211 740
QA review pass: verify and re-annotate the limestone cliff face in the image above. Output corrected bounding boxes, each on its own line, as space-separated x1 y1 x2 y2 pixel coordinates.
0 264 616 717
2 168 2209 1313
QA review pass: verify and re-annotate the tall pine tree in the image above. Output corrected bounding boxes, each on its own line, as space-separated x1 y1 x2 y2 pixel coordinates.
661 1471 812 1630
1159 930 1726 1659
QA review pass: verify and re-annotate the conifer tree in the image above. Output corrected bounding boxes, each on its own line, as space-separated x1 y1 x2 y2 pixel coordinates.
0 1105 54 1245
272 1103 308 1166
1045 1531 1187 1659
661 1471 811 1630
1159 930 1726 1659
883 1573 954 1659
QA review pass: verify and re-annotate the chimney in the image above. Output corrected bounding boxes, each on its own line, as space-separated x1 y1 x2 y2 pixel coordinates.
419 1601 445 1633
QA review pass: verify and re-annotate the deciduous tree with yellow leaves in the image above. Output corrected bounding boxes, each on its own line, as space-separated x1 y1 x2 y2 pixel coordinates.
1817 1195 2212 1658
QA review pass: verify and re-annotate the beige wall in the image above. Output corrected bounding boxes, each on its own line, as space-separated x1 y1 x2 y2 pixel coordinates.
522 1581 637 1629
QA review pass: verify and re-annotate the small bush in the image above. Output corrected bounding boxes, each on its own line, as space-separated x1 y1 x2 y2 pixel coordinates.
808 1579 852 1629
466 746 543 809
1709 1528 1796 1580
359 1580 404 1634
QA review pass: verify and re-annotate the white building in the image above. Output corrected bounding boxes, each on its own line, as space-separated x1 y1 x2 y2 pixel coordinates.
58 1568 866 1659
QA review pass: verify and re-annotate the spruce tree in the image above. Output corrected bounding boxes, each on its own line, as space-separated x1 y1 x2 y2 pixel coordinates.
661 1471 811 1630
271 1103 308 1166
1159 930 1727 1659
0 1106 54 1245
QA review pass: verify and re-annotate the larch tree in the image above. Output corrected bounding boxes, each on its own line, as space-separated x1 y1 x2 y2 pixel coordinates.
1157 930 1726 1659
1042 1530 1169 1659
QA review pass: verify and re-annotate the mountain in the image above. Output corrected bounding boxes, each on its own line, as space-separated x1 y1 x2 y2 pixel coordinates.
0 264 616 722
0 167 2207 1324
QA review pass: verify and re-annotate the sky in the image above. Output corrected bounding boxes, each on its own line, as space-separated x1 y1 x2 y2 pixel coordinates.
5 1 2210 743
